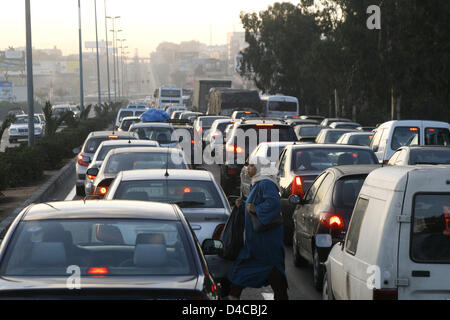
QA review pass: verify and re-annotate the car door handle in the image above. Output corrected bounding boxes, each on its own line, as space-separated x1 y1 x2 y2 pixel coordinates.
191 225 202 230
412 270 430 277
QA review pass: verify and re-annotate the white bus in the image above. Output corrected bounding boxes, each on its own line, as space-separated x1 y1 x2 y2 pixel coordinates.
156 86 183 109
261 95 299 118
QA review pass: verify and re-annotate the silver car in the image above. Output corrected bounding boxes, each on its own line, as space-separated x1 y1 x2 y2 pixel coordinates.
74 131 139 196
84 140 159 195
105 169 233 282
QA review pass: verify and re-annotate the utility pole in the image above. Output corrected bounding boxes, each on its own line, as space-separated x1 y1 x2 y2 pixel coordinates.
78 0 85 113
104 1 111 103
25 0 35 147
94 0 101 106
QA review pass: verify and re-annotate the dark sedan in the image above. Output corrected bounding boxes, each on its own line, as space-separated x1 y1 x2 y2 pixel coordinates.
290 164 381 291
277 144 379 245
0 201 220 300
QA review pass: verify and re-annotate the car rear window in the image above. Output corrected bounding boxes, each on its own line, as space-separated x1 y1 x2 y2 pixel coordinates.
297 126 322 137
409 149 450 165
348 135 372 146
391 127 420 150
104 152 187 173
131 127 173 143
118 110 134 122
291 148 377 171
333 176 367 208
0 219 193 276
120 119 139 131
239 125 297 142
425 128 450 146
199 117 228 128
113 180 223 209
325 130 353 143
97 144 157 161
411 194 450 263
83 137 109 153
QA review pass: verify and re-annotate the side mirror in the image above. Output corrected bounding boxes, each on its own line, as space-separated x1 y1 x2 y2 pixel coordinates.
202 239 224 256
86 168 99 178
73 148 80 155
315 234 333 248
289 194 303 205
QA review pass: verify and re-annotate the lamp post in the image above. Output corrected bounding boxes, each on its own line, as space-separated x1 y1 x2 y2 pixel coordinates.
104 1 111 103
118 39 126 99
25 0 35 147
115 30 122 98
78 0 84 113
94 0 101 106
106 16 120 101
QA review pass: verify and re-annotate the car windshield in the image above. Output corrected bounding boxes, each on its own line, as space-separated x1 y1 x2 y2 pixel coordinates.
325 131 353 143
199 117 228 128
104 152 187 173
268 101 297 112
334 124 359 129
0 219 193 276
83 136 136 154
134 111 145 116
97 144 156 161
113 180 223 209
14 116 39 124
409 149 450 165
180 113 199 120
132 127 174 144
425 128 450 146
291 148 377 171
391 127 420 150
297 126 322 137
235 112 258 118
118 111 134 122
333 176 367 208
348 135 372 146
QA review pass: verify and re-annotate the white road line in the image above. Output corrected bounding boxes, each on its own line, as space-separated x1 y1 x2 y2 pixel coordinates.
261 293 274 300
65 187 76 201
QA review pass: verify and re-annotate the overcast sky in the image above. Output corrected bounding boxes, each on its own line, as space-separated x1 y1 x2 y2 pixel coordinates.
0 0 298 56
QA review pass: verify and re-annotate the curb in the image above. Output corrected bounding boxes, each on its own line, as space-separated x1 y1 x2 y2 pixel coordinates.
0 158 76 233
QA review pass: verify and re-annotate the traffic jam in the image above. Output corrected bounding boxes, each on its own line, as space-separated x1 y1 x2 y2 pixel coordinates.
0 92 449 302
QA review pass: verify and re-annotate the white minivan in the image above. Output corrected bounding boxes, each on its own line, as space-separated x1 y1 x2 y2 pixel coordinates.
322 165 450 300
370 120 450 163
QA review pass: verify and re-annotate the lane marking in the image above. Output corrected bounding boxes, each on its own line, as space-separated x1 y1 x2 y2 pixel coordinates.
65 187 76 201
261 293 274 300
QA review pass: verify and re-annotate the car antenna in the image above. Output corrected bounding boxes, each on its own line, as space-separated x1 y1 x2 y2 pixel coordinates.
165 144 170 177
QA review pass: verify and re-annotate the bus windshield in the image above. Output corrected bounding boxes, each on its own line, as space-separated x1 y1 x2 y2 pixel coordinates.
268 101 298 112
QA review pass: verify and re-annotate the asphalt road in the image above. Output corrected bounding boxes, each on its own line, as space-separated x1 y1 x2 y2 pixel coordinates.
58 162 321 300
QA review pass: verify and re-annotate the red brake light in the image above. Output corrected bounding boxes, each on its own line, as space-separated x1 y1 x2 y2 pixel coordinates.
94 186 108 196
290 176 304 198
409 128 418 131
87 175 96 180
427 128 435 132
184 187 191 193
320 212 345 230
191 140 195 145
108 135 119 139
88 267 109 275
213 224 225 240
256 124 274 127
77 154 90 167
227 145 243 154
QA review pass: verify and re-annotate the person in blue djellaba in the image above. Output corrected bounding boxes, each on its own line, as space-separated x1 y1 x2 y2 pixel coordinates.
227 156 288 300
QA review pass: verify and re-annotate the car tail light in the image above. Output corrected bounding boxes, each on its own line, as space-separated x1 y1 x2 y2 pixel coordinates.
320 212 345 230
256 124 274 127
77 154 90 167
213 224 225 240
373 289 398 300
94 186 108 196
108 135 119 139
227 145 243 154
227 169 237 175
184 187 191 193
88 267 109 275
409 128 418 132
87 175 96 180
290 176 305 198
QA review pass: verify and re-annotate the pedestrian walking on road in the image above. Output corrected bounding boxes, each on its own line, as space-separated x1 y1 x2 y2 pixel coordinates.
227 157 288 300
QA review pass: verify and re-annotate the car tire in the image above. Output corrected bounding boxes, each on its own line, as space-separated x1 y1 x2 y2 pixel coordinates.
292 233 308 268
76 185 86 197
322 271 334 300
313 248 324 291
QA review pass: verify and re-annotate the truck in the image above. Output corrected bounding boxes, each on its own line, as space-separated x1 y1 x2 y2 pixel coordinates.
193 80 232 114
206 88 263 117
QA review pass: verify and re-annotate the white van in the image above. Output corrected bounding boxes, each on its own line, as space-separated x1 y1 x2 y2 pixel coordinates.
260 95 299 119
370 120 450 163
322 165 450 300
114 108 147 129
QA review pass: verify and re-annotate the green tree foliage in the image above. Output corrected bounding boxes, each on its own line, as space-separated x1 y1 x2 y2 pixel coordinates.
240 1 450 124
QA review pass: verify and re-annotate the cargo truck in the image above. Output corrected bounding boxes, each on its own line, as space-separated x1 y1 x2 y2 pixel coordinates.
206 88 263 117
193 80 232 113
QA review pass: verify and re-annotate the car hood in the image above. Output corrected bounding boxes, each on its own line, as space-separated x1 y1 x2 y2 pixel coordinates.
10 124 43 130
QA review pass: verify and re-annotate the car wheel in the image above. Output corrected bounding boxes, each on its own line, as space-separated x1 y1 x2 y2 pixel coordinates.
322 271 334 300
292 233 308 268
313 248 324 291
76 185 86 197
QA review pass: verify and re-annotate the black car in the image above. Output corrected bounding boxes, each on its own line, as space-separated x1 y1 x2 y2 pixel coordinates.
0 200 221 300
289 164 381 290
277 144 379 245
293 124 324 143
221 119 297 195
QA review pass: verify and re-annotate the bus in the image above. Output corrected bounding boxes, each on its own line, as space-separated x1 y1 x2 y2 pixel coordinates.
156 86 183 109
260 95 299 118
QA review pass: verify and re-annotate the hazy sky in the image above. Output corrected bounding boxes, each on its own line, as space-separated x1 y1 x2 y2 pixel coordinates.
0 0 298 56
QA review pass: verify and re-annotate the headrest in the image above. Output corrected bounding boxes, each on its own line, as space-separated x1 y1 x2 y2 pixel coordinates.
183 192 206 204
96 225 124 244
136 233 166 245
31 242 66 266
134 244 168 267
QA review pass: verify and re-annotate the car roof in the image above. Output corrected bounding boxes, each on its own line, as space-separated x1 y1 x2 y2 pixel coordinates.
376 120 450 129
119 169 213 181
332 122 360 125
238 119 288 125
121 116 141 121
22 200 179 221
87 131 138 138
130 122 172 128
322 128 359 133
342 132 373 137
289 143 372 150
258 141 295 147
401 145 450 151
98 140 158 147
326 164 382 177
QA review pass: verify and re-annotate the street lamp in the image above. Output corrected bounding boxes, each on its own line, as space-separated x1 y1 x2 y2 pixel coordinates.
25 0 35 147
78 0 85 113
116 30 123 98
94 0 101 107
106 16 120 101
103 2 113 103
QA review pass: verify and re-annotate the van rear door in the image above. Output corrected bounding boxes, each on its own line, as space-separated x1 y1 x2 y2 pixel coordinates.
397 168 450 300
